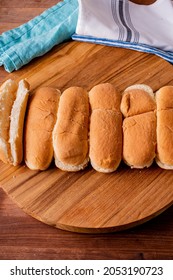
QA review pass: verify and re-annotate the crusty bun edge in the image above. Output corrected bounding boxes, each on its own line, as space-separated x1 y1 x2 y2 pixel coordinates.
24 86 61 171
90 159 121 173
55 156 89 172
123 158 154 169
155 158 173 170
124 84 154 98
25 160 52 171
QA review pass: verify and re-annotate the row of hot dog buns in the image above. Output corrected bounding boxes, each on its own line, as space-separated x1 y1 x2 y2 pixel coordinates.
0 79 173 172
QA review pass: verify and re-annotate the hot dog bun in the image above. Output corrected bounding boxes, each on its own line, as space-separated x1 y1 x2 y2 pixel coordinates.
123 112 156 168
53 86 89 171
156 86 173 169
120 84 156 117
89 83 122 173
24 87 61 170
0 79 18 163
9 79 30 166
121 84 156 168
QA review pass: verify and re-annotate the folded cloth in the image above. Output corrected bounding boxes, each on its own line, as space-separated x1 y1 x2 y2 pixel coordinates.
0 0 78 72
72 0 173 64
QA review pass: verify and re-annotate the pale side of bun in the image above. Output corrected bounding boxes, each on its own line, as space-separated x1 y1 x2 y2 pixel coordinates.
123 111 156 168
53 86 89 171
89 83 122 173
156 86 173 168
120 84 156 117
9 79 30 166
0 79 18 163
24 87 61 170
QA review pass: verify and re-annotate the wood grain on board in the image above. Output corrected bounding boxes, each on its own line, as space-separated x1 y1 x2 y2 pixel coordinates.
0 0 173 260
0 41 173 233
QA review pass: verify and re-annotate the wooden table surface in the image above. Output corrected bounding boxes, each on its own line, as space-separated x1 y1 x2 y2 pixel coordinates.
0 0 173 260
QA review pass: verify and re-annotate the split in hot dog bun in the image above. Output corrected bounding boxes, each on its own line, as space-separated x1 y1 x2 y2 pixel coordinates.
121 84 156 168
9 79 30 166
120 84 156 117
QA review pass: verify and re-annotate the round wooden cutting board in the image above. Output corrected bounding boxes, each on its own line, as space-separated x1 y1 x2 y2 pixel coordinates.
0 41 173 233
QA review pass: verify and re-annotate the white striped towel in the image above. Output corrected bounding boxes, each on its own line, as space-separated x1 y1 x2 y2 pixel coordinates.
72 0 173 64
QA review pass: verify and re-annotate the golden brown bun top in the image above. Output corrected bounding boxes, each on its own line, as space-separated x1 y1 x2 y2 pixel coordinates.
33 86 60 99
29 86 61 116
121 84 156 117
156 86 173 110
53 86 89 167
24 86 61 170
89 83 121 111
56 86 89 141
59 86 89 116
25 86 61 138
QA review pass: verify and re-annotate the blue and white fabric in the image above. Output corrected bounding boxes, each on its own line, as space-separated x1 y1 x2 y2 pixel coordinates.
73 0 173 64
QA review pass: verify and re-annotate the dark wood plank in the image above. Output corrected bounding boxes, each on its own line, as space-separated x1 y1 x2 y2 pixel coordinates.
0 188 173 260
